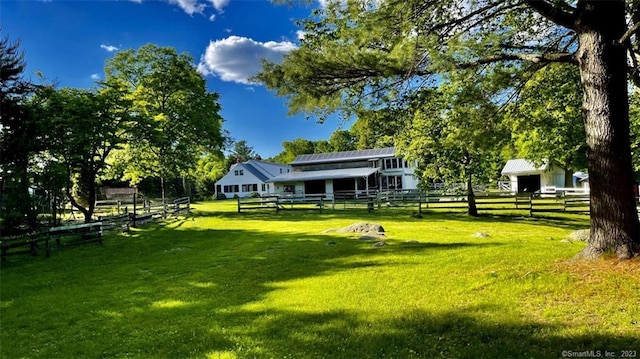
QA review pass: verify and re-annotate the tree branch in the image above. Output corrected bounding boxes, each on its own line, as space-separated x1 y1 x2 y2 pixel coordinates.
523 0 577 30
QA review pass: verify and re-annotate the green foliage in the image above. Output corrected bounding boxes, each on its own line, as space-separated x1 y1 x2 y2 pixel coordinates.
0 33 43 233
42 87 134 222
327 129 357 152
223 140 260 171
104 44 226 187
396 69 509 214
628 88 640 178
505 64 586 181
271 138 317 163
228 140 258 163
1 201 638 358
193 151 227 198
350 108 405 149
259 1 640 255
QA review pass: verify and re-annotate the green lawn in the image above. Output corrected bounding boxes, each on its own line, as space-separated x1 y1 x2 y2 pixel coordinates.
1 201 638 358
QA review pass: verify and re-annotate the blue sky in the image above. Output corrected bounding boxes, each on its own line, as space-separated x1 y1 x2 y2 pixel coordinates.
1 0 347 158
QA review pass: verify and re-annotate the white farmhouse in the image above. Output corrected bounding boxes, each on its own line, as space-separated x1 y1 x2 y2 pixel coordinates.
215 160 292 198
267 147 419 198
501 159 565 194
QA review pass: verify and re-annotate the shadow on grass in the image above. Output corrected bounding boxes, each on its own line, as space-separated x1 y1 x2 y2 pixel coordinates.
0 218 630 358
80 302 638 358
192 205 589 233
197 306 639 358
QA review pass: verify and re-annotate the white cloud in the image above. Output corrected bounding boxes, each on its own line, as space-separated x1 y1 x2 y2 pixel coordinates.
197 36 297 84
90 73 101 80
100 44 120 52
296 30 306 40
130 0 143 3
209 0 229 12
209 14 216 21
168 0 206 15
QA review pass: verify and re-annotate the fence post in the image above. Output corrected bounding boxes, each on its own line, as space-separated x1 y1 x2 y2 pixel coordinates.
237 197 241 213
132 191 137 228
529 194 533 217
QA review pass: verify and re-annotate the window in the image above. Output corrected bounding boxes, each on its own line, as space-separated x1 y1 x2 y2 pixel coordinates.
384 158 405 169
241 184 258 192
261 183 267 191
284 185 295 193
382 176 403 190
223 185 239 193
234 169 244 176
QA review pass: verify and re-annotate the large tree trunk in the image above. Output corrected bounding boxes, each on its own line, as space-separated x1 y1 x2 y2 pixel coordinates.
466 173 478 217
576 1 639 259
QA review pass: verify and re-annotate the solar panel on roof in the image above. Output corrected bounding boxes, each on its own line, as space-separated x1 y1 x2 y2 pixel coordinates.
290 147 396 165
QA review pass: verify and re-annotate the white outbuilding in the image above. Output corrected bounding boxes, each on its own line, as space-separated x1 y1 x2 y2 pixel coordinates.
501 159 565 194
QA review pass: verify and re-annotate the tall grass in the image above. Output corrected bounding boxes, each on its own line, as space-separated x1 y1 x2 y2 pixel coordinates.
1 200 638 358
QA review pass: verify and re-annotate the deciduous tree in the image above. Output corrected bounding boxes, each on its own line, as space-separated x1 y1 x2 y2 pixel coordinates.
104 44 226 202
505 63 587 186
258 0 640 259
44 87 133 223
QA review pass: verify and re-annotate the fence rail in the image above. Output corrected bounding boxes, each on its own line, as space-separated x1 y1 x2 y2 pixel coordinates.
237 195 325 213
1 197 192 260
236 191 618 217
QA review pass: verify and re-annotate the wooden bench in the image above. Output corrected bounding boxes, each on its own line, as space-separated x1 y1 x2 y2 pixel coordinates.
1 222 103 260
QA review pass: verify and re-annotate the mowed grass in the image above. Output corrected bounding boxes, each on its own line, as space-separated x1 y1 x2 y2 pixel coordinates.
1 200 638 358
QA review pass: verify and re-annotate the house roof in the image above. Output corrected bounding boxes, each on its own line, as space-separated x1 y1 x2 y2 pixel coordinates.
242 163 270 182
501 159 549 175
290 147 396 166
216 160 291 186
266 167 379 183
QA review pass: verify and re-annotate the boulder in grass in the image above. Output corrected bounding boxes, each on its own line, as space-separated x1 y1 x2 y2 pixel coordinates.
472 232 490 238
567 229 589 242
324 222 385 234
358 233 384 241
372 241 387 248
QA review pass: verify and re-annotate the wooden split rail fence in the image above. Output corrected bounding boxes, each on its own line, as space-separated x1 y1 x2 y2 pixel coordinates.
411 193 591 216
238 192 595 216
237 195 325 213
1 222 103 261
1 197 191 260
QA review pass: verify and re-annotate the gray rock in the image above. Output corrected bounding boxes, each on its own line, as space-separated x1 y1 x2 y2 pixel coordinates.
472 232 490 238
333 222 385 234
568 229 589 241
358 233 384 241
